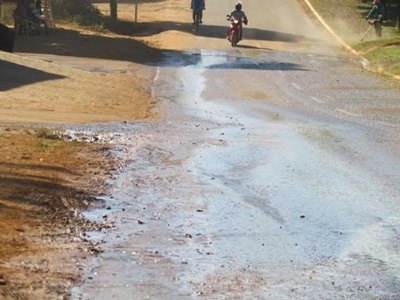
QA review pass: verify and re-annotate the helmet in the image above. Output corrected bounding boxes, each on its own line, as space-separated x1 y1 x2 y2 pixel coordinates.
235 3 242 11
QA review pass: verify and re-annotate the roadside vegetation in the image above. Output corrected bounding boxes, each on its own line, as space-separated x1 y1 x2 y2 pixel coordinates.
306 0 400 78
51 0 142 34
0 3 15 25
51 0 104 28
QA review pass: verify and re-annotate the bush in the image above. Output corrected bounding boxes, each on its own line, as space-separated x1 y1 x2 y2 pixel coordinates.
0 3 16 26
51 0 102 24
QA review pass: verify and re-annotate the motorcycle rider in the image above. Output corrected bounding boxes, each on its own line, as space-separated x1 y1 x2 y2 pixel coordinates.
227 2 248 40
191 0 205 24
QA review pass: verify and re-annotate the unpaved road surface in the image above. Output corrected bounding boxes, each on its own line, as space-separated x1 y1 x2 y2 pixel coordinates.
72 0 400 299
28 0 400 299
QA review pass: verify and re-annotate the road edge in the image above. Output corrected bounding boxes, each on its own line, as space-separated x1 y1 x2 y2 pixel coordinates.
301 0 400 81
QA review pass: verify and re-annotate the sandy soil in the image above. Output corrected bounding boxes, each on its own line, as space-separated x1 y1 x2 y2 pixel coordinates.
0 0 194 298
1 36 158 124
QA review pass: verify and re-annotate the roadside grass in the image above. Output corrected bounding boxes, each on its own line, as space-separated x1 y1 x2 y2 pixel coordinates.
32 129 62 152
33 138 61 151
354 37 400 75
305 0 400 78
34 128 62 140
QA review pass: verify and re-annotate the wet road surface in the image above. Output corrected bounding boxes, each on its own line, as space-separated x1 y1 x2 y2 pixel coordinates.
71 0 400 299
70 47 400 299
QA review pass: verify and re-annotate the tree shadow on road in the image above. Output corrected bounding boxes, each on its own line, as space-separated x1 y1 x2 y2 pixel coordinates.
14 23 309 72
105 20 309 44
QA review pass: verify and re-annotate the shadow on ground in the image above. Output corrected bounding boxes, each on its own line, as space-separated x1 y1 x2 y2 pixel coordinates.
0 60 65 91
0 160 98 212
14 21 309 72
105 20 309 43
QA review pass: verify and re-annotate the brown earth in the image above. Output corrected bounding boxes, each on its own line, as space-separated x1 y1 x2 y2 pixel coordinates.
0 127 118 299
0 0 194 298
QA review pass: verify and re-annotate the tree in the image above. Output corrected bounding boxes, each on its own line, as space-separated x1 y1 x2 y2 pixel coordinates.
397 0 400 27
110 0 117 22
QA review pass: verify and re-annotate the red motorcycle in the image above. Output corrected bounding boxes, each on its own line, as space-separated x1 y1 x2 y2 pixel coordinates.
226 15 247 47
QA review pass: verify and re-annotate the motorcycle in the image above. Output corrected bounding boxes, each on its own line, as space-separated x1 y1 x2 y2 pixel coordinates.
226 15 247 47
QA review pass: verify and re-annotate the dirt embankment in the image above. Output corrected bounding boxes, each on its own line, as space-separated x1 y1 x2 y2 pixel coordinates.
0 127 118 299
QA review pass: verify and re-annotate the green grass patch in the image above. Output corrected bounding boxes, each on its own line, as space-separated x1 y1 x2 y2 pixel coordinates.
365 43 400 74
33 138 61 151
306 0 400 78
33 129 63 151
354 38 400 74
34 129 62 140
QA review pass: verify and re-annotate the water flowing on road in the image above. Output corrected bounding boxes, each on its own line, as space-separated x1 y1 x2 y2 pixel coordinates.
72 47 400 299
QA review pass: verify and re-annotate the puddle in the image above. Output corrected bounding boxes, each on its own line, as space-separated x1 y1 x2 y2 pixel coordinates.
158 50 308 72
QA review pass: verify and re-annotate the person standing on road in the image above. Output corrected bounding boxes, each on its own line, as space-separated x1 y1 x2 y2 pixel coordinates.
191 0 205 24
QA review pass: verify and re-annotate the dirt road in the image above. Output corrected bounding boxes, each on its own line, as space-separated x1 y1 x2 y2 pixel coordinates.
70 0 400 299
1 0 400 299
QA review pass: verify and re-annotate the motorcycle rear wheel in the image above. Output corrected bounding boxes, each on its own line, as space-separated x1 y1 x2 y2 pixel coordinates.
231 31 238 47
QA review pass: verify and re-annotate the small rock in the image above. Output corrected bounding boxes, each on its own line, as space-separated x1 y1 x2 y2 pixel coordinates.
138 220 145 225
0 274 6 285
300 215 305 218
